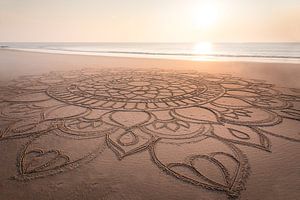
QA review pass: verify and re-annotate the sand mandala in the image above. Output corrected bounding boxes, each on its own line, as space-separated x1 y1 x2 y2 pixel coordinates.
0 68 299 199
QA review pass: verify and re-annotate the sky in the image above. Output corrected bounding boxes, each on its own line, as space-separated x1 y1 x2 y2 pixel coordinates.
0 0 300 42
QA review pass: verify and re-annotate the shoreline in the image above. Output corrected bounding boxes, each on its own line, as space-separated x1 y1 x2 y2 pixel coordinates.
0 49 300 88
4 46 300 64
4 47 300 64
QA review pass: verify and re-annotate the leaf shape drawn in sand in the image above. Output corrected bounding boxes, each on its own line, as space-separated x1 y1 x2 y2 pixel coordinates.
150 137 249 199
15 130 107 180
107 128 153 159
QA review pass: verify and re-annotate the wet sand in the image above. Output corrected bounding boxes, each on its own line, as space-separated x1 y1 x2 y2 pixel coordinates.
0 49 299 200
1 49 300 86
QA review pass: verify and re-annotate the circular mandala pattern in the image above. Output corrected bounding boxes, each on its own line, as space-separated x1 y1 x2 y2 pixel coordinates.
47 71 225 110
0 68 299 199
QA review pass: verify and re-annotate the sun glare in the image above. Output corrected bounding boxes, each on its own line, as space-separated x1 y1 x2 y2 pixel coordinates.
194 42 213 54
193 2 219 29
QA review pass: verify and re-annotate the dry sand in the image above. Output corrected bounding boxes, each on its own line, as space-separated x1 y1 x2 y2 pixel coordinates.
0 49 299 200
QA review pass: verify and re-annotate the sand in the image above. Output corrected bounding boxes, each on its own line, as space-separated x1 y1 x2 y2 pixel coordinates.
0 49 299 200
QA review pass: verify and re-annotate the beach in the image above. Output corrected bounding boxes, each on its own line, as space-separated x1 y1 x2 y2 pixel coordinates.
0 49 299 200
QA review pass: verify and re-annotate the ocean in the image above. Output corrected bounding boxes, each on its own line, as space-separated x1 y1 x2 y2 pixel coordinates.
1 42 300 63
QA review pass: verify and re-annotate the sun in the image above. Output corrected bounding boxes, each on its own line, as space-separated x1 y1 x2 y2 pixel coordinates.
193 2 219 29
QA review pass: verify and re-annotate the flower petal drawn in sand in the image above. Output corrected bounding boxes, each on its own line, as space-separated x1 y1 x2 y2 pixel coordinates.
0 68 299 199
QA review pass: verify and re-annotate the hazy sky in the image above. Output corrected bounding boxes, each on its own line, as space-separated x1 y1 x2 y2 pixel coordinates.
1 0 299 42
